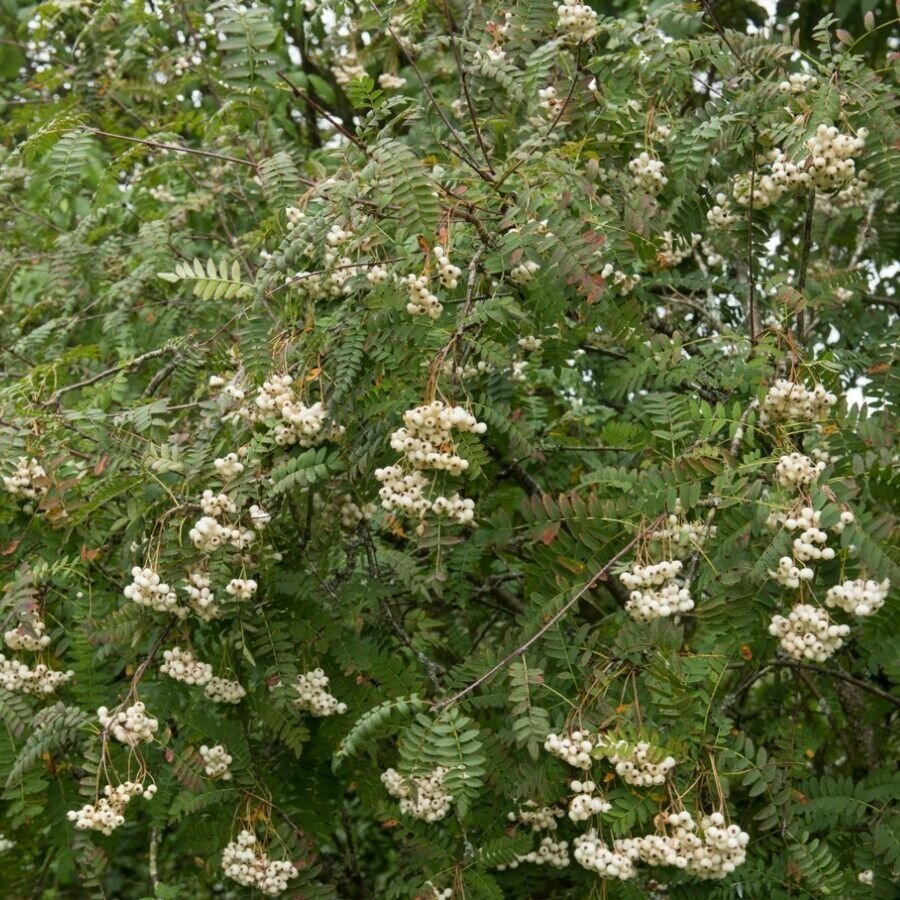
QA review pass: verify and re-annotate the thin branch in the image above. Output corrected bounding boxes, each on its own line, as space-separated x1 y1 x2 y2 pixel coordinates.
700 0 759 81
747 127 758 344
48 347 174 405
276 71 367 151
433 515 665 710
90 129 259 170
795 188 816 341
769 659 900 709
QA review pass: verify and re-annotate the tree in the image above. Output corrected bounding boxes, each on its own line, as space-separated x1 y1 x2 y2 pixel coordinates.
0 1 897 897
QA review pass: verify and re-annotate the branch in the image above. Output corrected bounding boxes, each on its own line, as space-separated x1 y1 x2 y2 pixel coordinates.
91 129 260 171
47 347 174 405
795 188 816 342
276 71 367 152
433 515 665 710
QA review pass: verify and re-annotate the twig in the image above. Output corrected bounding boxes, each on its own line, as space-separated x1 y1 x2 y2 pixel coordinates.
700 0 758 80
47 347 173 405
747 127 758 344
148 828 161 891
433 515 665 710
795 188 816 342
91 129 259 170
276 72 367 151
769 659 900 709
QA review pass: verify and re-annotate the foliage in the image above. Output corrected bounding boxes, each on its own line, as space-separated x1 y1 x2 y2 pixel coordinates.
0 0 897 897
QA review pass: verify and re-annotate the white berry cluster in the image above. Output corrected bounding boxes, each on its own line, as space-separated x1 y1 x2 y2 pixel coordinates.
0 655 73 694
518 335 543 352
204 676 246 704
768 556 815 589
189 515 244 553
225 578 257 601
599 263 641 294
510 260 540 285
378 73 405 90
649 509 716 554
620 560 693 622
656 231 701 268
804 125 867 191
538 86 565 117
381 767 453 822
628 153 668 196
214 453 244 481
858 869 874 884
774 452 826 489
404 273 442 319
124 566 187 616
376 401 485 526
338 494 375 530
779 72 817 94
390 402 486 473
707 192 739 229
499 835 572 870
98 702 159 746
568 780 611 822
433 246 461 288
760 379 837 425
769 604 850 662
249 504 271 529
200 489 237 517
556 1 598 42
366 263 389 286
183 570 220 620
508 803 565 831
4 616 51 652
626 582 695 623
67 781 156 835
0 834 13 852
291 669 347 716
573 831 636 879
221 830 298 896
199 744 233 780
600 737 676 786
3 456 48 499
732 148 811 208
331 53 366 86
160 646 213 685
242 374 343 448
544 730 595 769
285 206 304 231
825 578 890 617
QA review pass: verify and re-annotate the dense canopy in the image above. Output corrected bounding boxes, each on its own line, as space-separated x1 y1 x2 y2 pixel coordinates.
0 1 897 898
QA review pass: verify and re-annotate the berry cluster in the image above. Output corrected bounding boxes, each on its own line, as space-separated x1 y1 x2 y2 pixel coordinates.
225 578 257 600
98 702 159 746
381 767 453 822
628 153 668 196
221 830 298 896
160 647 213 686
804 125 867 191
204 676 246 704
338 494 375 530
508 803 565 831
199 744 233 780
567 780 612 822
404 273 442 318
2 456 48 499
189 515 252 553
649 509 716 554
433 246 461 288
241 374 343 447
774 452 826 489
656 231 701 268
502 836 572 869
768 604 850 662
0 655 73 694
183 570 220 620
0 835 13 852
67 781 156 835
538 86 565 118
366 264 389 286
573 832 636 879
600 737 677 787
378 73 405 90
124 566 188 616
544 730 595 769
778 72 817 94
760 379 837 425
620 559 693 622
200 490 237 517
556 1 598 42
291 669 348 716
510 260 540 285
825 578 890 617
4 616 51 652
707 193 739 229
214 453 244 481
